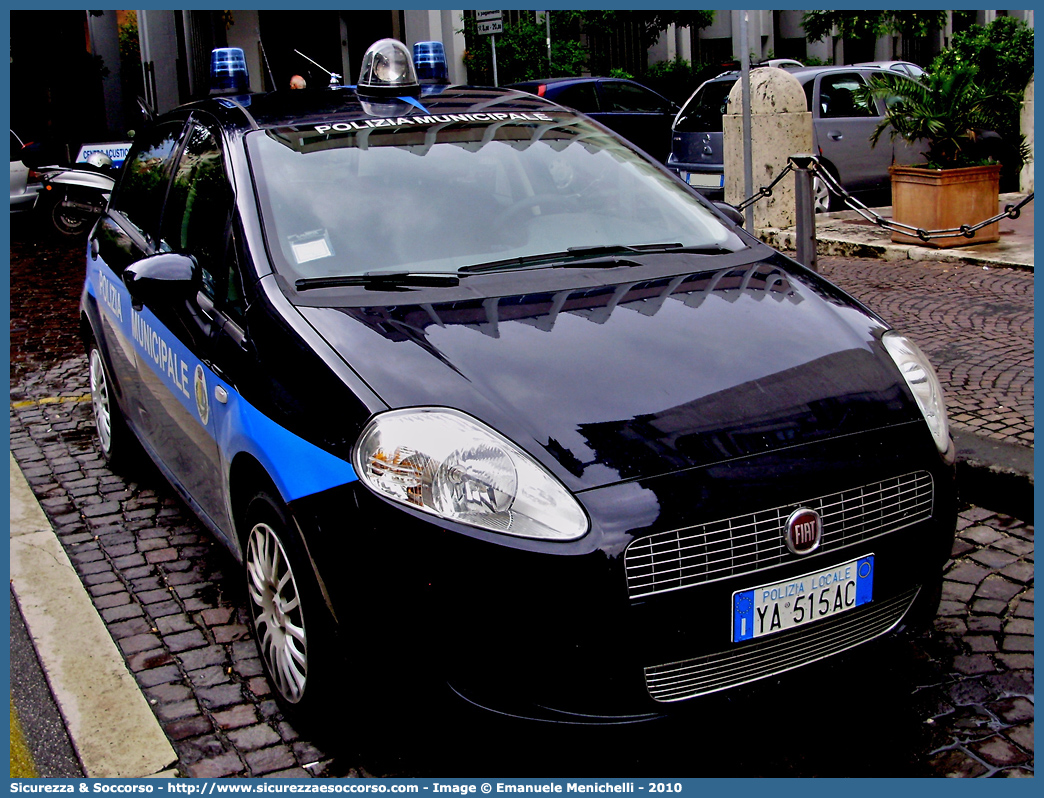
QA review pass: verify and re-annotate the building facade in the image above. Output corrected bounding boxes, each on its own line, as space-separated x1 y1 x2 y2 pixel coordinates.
9 9 1034 151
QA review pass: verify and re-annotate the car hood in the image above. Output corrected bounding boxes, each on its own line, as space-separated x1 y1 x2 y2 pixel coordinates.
297 256 918 493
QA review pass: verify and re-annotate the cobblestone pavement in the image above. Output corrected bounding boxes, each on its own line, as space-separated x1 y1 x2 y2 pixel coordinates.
819 256 1034 448
8 230 1033 777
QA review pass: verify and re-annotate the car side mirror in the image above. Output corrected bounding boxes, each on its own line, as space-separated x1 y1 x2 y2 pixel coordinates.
713 202 745 226
123 252 198 311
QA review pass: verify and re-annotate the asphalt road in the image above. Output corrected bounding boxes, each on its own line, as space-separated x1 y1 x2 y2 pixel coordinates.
7 216 1033 777
10 591 84 777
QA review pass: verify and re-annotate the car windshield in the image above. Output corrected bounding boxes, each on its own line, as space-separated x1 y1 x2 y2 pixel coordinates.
247 110 743 282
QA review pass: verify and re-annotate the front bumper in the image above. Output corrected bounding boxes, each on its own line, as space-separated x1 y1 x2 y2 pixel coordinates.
291 422 956 721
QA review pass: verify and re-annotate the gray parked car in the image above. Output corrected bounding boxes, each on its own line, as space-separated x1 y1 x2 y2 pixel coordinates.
10 130 41 214
855 60 926 79
667 65 925 212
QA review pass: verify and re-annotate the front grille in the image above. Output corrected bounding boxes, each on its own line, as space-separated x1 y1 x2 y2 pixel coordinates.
625 472 933 599
644 586 919 702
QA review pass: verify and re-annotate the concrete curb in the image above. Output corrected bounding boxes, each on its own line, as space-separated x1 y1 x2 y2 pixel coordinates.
953 430 1035 523
759 193 1034 272
760 225 1034 272
9 453 178 779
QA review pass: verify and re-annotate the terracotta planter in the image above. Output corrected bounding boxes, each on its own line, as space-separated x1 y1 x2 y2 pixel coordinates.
889 164 1001 248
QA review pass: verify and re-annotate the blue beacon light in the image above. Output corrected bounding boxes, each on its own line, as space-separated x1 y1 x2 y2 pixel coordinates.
210 47 249 95
413 41 448 83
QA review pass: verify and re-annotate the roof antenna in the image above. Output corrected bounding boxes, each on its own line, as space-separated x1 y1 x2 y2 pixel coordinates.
294 49 342 86
259 40 277 91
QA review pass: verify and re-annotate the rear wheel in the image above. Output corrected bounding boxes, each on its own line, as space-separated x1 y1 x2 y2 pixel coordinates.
243 489 344 728
40 189 96 238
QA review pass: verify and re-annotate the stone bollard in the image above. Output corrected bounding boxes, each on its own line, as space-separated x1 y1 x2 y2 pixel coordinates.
723 68 812 231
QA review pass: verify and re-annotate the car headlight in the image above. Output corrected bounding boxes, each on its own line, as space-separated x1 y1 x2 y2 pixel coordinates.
882 331 950 453
354 408 589 541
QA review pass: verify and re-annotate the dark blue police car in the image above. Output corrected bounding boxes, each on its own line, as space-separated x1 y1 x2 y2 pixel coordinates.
81 39 957 726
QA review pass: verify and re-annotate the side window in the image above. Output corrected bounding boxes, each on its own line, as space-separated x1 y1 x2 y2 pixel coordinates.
818 74 876 119
111 121 185 241
223 228 248 326
11 130 23 162
160 122 234 304
603 82 665 113
553 82 600 113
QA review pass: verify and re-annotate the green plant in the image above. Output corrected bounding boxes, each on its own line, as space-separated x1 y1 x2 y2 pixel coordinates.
461 13 588 84
644 58 700 103
861 65 1027 170
930 16 1034 98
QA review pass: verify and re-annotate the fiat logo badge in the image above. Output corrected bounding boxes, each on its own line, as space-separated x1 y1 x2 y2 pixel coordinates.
785 508 822 555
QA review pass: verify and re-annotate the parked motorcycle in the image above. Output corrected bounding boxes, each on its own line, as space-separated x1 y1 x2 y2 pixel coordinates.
35 152 117 238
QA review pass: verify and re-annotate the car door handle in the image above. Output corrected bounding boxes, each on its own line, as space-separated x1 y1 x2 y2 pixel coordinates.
828 131 843 141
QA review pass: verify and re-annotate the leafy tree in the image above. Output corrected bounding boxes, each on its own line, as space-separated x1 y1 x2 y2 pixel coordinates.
118 11 146 131
118 11 140 65
803 11 946 63
927 16 1033 189
567 10 714 51
461 11 714 86
802 11 947 42
930 16 1034 98
462 13 588 84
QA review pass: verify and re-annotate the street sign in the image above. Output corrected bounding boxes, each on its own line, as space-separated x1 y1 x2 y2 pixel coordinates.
476 11 502 36
475 11 503 85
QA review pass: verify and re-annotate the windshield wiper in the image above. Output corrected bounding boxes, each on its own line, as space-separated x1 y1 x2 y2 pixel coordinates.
459 243 739 275
628 242 738 255
460 254 643 274
295 271 460 291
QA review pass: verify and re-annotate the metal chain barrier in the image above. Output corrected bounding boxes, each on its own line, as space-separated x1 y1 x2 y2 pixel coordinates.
812 158 1033 242
734 162 796 213
734 155 1033 243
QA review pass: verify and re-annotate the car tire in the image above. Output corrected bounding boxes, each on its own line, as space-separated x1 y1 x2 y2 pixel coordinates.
88 344 134 466
243 489 345 730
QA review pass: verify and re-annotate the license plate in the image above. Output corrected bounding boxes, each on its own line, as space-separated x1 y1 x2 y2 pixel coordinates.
682 171 724 189
732 555 874 642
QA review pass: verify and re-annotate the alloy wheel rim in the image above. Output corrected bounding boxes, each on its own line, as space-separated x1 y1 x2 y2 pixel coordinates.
89 349 112 454
246 522 308 704
813 176 831 214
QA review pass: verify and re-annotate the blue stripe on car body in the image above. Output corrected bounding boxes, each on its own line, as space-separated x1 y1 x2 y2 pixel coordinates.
87 257 358 504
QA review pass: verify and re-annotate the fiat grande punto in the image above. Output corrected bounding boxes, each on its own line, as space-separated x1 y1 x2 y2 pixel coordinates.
81 40 957 727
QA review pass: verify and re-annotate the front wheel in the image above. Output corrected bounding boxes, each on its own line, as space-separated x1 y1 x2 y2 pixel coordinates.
243 490 344 728
813 174 835 214
89 344 134 466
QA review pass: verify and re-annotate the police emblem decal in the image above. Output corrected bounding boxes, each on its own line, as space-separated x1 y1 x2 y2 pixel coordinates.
194 365 210 426
785 507 822 555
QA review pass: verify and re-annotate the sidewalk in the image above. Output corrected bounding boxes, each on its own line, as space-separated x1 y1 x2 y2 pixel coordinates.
10 454 177 778
761 192 1034 272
